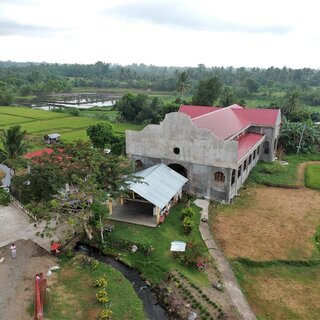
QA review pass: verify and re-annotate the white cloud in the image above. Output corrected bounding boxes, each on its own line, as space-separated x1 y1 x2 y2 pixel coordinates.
0 0 319 68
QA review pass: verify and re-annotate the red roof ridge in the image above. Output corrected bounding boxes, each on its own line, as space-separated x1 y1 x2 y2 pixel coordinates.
192 104 240 120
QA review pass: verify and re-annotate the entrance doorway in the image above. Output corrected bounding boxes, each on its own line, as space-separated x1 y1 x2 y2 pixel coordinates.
168 163 188 178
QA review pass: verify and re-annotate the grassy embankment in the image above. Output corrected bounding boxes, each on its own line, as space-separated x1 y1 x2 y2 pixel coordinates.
211 153 320 319
42 257 146 320
249 153 320 186
305 164 320 190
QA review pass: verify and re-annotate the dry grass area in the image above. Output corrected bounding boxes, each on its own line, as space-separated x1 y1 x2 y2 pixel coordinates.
235 263 320 320
213 185 320 260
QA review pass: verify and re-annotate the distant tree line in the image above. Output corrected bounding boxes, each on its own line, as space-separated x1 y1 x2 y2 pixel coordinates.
0 61 320 105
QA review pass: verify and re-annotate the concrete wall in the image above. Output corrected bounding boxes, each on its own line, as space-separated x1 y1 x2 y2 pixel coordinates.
126 110 280 203
126 112 238 168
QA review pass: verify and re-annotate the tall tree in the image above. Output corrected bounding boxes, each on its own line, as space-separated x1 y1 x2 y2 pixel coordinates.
87 122 114 149
0 125 27 162
192 77 222 106
176 71 191 98
218 87 235 107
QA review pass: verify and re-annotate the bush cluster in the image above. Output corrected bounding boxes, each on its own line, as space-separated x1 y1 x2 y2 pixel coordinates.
0 188 10 206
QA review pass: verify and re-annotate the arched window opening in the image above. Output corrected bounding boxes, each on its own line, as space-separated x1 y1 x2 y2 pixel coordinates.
249 154 252 164
263 141 270 154
253 150 256 160
257 146 260 155
135 159 143 169
214 172 225 182
244 160 247 171
231 169 236 185
238 165 242 178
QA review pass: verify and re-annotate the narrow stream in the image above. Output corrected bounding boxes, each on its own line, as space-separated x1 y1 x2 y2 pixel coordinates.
74 243 169 320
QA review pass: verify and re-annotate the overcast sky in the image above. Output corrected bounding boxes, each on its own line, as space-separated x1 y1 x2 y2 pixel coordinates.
0 0 319 68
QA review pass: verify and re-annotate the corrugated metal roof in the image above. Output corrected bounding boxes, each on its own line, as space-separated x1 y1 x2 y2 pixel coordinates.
192 106 250 139
179 104 280 140
179 105 220 119
237 133 265 160
128 164 188 209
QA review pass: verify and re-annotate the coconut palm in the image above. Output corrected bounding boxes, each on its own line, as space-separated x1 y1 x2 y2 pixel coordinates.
0 125 27 162
176 71 191 99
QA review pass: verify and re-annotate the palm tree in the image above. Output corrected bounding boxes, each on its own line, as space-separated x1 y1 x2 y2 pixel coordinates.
0 125 27 162
176 71 191 99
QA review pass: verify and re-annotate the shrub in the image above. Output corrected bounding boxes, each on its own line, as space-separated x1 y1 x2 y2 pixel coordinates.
0 188 10 206
183 217 194 235
181 207 195 220
99 308 113 320
75 254 99 269
96 289 109 304
94 277 108 288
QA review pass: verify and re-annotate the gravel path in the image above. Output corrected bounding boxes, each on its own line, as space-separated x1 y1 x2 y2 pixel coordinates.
194 199 256 320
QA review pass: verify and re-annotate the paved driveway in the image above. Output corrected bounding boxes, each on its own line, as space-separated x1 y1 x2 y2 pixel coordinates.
0 204 57 251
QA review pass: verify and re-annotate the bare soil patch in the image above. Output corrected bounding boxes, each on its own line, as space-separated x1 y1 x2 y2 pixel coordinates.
213 186 320 260
0 239 57 320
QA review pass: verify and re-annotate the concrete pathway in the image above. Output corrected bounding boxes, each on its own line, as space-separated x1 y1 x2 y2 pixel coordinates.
0 204 58 251
194 199 256 320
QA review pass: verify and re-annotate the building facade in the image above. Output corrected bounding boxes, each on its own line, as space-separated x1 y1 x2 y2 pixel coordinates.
126 104 281 203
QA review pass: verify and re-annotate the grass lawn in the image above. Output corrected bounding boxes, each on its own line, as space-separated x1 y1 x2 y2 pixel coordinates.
44 257 146 320
305 164 320 190
105 202 209 286
233 262 320 320
249 153 320 186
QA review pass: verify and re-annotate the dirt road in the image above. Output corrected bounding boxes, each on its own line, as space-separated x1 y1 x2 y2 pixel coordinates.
0 240 57 320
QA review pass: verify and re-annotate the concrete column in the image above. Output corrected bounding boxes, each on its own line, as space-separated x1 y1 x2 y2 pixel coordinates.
155 206 160 223
108 198 113 215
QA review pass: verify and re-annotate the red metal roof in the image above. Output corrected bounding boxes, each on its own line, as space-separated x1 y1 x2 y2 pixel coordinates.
233 108 280 126
178 105 220 119
237 133 264 160
192 107 250 139
179 104 280 140
23 148 54 159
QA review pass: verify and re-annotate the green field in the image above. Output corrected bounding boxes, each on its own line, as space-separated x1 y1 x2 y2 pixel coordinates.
305 164 320 190
0 106 143 150
0 106 69 119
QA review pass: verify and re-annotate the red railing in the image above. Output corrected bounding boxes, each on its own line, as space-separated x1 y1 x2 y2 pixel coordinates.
34 273 47 320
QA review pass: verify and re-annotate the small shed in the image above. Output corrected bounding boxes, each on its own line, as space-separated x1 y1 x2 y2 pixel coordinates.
44 133 61 144
109 164 188 226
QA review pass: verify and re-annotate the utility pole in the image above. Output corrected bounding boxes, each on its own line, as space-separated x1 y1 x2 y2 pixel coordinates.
297 123 306 154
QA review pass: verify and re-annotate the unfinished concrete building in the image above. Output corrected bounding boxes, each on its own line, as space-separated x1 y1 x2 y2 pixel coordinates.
126 104 281 203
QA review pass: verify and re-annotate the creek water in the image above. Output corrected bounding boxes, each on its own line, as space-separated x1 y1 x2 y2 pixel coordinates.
74 243 169 320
